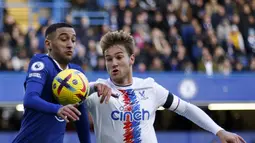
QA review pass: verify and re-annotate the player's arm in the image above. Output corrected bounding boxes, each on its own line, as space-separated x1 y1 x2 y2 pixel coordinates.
24 81 62 114
154 81 246 142
88 82 97 95
76 65 113 104
163 93 246 142
153 80 223 135
163 93 223 135
23 59 62 114
74 102 91 143
88 81 113 104
24 59 80 122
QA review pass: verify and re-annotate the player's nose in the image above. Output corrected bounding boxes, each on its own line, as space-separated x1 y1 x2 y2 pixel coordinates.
66 39 74 49
66 45 73 50
66 43 74 50
112 58 118 66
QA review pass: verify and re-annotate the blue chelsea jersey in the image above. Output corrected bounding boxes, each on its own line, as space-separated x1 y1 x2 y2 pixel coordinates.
13 54 87 143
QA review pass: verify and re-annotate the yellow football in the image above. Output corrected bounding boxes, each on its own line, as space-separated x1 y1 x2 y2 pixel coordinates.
52 69 90 105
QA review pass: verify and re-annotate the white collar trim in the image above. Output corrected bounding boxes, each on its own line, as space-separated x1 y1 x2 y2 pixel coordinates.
47 54 69 70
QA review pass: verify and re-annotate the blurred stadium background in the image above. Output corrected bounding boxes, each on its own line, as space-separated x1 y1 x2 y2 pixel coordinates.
0 0 255 142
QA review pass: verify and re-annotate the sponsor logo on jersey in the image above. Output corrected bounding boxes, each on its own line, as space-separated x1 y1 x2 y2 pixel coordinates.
111 108 150 121
28 73 42 78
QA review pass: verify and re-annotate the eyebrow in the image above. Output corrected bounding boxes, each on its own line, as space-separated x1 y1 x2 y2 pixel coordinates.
105 52 124 57
58 33 76 37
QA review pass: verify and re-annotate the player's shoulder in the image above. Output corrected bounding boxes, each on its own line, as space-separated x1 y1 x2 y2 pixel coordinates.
95 78 109 85
92 77 157 88
133 77 155 84
129 77 156 89
29 54 54 66
28 54 50 72
31 54 49 61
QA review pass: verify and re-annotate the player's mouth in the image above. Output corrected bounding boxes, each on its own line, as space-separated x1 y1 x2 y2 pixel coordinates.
112 69 119 75
66 51 73 56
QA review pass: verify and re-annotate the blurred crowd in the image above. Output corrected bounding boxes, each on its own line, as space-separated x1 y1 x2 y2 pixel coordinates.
0 0 255 75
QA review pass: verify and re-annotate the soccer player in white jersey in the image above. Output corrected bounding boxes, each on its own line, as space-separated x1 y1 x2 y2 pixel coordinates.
86 31 246 143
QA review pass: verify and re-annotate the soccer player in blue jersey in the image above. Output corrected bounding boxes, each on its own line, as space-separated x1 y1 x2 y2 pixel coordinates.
12 23 112 143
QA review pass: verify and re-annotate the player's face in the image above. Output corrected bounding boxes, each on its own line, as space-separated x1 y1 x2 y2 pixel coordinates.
51 27 76 63
104 45 135 85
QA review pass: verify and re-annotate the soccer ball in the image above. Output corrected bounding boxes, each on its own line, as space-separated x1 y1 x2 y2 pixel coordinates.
52 69 90 105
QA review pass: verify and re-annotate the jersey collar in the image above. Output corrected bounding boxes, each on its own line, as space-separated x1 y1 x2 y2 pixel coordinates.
52 59 69 71
108 78 133 90
47 54 69 70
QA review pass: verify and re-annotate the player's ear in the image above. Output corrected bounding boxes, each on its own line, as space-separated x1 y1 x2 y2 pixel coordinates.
129 54 135 65
45 39 52 51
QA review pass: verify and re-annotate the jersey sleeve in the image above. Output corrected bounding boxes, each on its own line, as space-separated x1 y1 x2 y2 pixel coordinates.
23 56 62 114
153 80 170 108
25 57 48 86
85 93 98 112
23 82 61 114
85 78 108 110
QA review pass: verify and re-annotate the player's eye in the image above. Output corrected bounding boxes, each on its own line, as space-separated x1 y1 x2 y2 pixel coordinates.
72 38 76 43
116 55 123 60
60 37 67 41
106 58 112 62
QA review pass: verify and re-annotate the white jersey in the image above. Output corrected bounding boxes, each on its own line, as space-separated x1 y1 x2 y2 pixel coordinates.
86 77 169 143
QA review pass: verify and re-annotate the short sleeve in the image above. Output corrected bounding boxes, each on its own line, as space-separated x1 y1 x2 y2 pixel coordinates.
85 93 98 112
153 81 169 107
25 58 48 85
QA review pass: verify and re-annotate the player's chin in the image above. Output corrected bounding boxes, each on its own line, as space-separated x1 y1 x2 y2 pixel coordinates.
66 54 73 59
65 52 73 58
110 74 118 80
111 75 123 82
63 56 73 63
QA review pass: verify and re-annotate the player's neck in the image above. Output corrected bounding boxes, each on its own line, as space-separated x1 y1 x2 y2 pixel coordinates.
58 63 68 70
55 59 68 70
112 78 133 87
49 54 68 70
112 71 133 86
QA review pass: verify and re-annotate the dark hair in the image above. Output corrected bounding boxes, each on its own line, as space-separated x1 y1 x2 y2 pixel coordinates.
45 23 73 37
100 30 135 56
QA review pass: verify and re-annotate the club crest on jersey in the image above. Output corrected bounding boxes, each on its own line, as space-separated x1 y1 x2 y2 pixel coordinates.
31 61 45 71
138 90 148 100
